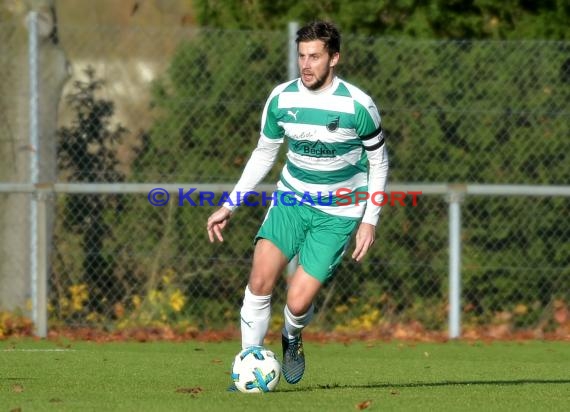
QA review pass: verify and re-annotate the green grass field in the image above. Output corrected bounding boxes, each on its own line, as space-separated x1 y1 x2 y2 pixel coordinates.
2 339 569 411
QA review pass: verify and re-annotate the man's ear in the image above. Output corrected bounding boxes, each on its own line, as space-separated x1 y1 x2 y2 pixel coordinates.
330 52 340 68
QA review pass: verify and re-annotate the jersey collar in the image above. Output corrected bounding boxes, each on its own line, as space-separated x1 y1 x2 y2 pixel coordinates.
298 76 339 95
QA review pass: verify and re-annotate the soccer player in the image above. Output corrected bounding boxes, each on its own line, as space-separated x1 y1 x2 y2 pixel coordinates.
206 20 389 387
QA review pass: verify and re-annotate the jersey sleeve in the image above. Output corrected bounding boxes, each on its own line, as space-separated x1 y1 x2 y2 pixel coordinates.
355 98 384 150
222 135 281 212
222 88 285 211
355 98 389 226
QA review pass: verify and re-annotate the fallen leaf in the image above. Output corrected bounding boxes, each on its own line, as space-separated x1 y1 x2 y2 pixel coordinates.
356 400 372 410
175 387 203 394
390 389 400 395
11 384 24 393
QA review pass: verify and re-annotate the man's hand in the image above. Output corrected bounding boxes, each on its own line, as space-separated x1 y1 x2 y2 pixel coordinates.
207 207 232 243
351 222 376 262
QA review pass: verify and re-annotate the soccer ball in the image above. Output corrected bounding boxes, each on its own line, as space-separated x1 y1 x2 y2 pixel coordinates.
231 346 281 393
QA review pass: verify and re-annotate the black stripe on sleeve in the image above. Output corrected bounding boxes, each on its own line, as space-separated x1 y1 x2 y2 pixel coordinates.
360 125 383 141
364 138 385 151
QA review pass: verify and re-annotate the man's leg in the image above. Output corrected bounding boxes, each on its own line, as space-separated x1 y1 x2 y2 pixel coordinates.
240 238 288 349
281 267 322 384
284 267 322 328
281 210 358 384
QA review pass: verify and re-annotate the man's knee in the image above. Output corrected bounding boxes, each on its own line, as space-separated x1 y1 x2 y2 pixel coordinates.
287 300 313 316
285 300 312 316
286 269 322 315
247 274 274 296
247 239 288 295
286 287 314 315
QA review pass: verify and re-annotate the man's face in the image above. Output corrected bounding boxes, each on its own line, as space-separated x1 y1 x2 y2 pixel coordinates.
298 40 339 91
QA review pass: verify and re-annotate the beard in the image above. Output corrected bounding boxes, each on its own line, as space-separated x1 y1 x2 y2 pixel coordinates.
302 66 331 91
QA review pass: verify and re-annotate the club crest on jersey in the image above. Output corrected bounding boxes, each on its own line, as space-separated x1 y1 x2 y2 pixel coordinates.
326 115 340 132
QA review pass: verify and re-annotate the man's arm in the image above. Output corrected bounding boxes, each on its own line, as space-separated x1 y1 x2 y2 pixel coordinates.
352 141 389 261
222 136 281 212
207 83 288 243
206 136 281 243
352 96 389 260
361 132 389 226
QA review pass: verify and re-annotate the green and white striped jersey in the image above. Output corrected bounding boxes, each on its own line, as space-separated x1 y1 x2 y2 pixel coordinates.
261 76 386 221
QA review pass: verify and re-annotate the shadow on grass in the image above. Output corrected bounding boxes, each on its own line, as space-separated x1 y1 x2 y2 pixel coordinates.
279 379 570 392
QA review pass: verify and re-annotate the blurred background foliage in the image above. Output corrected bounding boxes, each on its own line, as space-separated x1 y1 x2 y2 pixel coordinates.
194 0 570 40
51 26 569 334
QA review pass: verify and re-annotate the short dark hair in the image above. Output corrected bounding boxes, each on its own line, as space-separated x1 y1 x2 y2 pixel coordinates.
296 21 341 55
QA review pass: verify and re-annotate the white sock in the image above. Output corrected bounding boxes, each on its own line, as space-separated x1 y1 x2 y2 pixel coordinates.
240 285 271 349
282 304 314 340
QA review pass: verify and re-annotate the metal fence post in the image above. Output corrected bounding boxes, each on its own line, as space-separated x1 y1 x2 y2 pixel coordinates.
287 21 299 81
287 21 299 278
27 10 44 337
447 187 464 339
35 189 49 337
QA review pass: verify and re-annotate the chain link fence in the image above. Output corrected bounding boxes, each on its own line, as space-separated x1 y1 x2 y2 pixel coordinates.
1 22 569 338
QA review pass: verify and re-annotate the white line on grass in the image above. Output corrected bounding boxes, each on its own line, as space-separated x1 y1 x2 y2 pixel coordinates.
2 349 76 352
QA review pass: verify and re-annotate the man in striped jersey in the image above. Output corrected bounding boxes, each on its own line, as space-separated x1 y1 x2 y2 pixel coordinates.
207 21 389 387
